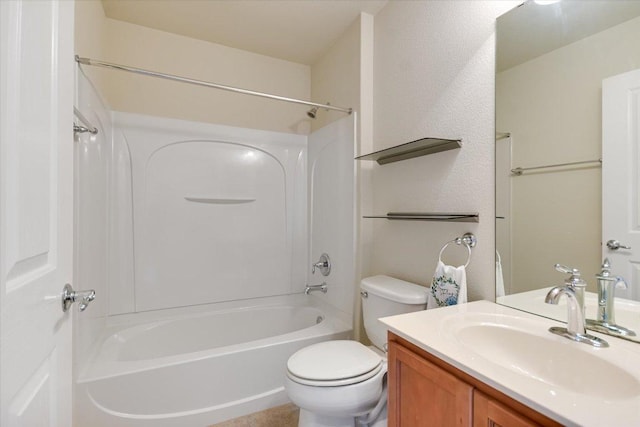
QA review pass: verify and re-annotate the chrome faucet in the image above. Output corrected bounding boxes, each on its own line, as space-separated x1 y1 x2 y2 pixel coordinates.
305 282 327 295
586 258 636 337
545 264 608 347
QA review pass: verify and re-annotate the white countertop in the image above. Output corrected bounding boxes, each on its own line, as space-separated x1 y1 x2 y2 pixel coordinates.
380 300 640 427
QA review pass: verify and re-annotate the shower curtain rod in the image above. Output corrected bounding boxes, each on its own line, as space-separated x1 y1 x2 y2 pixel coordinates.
75 56 353 115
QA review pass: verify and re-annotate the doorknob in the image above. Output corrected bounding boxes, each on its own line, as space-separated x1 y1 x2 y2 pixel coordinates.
606 240 631 251
61 284 96 312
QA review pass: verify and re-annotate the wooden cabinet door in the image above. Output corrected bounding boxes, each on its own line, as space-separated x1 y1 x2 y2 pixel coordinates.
473 391 541 427
388 341 473 427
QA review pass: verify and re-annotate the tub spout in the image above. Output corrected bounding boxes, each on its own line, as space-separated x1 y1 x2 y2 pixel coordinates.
305 282 327 295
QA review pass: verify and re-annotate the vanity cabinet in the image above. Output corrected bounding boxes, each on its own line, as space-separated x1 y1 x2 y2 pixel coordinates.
388 333 562 427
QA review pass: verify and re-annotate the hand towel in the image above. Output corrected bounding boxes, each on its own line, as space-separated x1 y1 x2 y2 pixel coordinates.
496 251 505 298
427 260 467 309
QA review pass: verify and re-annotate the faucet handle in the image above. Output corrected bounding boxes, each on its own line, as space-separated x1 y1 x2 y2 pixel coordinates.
555 264 579 275
554 264 587 287
615 276 628 290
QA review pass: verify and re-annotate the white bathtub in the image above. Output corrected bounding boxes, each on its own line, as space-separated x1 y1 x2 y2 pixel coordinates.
75 295 352 426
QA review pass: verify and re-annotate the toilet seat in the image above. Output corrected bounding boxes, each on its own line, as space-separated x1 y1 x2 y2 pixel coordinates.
287 340 383 387
287 363 383 387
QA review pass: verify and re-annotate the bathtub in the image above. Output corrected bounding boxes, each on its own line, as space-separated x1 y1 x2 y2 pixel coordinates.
75 294 352 426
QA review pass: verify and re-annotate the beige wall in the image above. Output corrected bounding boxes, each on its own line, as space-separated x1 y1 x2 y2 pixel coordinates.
497 16 640 293
75 1 311 134
75 0 109 94
310 16 360 133
368 1 519 301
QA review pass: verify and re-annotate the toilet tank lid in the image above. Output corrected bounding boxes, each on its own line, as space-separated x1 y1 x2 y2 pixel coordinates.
361 275 428 304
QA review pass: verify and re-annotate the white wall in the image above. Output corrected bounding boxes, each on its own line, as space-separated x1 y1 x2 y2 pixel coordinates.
497 16 640 293
369 1 519 301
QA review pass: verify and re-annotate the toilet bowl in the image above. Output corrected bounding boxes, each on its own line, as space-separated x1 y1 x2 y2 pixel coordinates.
285 340 385 425
285 276 428 427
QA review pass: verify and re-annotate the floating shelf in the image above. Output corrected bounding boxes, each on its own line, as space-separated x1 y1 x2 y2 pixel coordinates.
363 212 479 223
356 137 461 165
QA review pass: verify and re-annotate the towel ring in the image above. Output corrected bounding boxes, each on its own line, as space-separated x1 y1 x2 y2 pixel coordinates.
438 233 476 268
438 240 472 268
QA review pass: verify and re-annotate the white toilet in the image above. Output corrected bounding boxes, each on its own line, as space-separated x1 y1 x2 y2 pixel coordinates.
285 275 428 427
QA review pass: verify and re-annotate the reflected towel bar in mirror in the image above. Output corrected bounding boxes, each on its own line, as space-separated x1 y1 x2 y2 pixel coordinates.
511 159 602 176
363 212 479 222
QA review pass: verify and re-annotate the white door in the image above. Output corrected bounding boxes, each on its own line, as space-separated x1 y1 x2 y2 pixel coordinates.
602 68 640 300
0 1 74 425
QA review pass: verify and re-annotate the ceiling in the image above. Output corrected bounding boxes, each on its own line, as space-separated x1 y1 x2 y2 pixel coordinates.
497 1 640 72
101 0 388 65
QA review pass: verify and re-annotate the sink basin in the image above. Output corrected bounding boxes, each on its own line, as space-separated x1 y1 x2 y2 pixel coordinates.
448 314 640 399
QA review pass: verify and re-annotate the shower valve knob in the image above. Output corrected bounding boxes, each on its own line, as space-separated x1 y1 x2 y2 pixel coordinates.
311 253 331 276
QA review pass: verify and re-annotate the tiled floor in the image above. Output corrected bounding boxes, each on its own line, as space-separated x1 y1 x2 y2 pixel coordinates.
211 403 299 427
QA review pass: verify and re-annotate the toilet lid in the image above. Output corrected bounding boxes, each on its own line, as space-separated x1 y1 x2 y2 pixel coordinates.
287 340 382 385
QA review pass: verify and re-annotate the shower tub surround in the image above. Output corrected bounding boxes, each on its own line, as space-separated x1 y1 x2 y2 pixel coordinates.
110 112 309 313
73 90 356 426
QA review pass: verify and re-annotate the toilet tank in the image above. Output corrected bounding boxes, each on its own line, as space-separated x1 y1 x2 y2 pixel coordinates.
361 275 428 351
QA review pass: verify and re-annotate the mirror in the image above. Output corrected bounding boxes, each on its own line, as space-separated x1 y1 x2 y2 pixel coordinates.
495 0 640 342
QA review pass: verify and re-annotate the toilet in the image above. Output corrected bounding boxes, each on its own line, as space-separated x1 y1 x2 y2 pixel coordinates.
285 275 428 427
